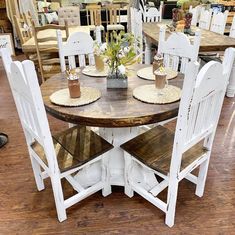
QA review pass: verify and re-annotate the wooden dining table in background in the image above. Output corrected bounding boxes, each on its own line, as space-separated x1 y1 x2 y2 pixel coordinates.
143 22 235 64
22 25 92 53
40 64 183 194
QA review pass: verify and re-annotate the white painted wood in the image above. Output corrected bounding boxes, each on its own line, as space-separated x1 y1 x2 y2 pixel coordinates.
229 15 235 38
122 49 232 226
130 7 143 63
199 8 212 30
0 48 110 222
144 2 163 23
57 30 95 72
158 26 201 74
222 47 235 97
189 5 200 26
210 10 228 35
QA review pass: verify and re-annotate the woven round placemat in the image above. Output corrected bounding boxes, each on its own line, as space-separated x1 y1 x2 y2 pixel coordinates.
50 87 101 107
133 84 181 104
82 66 108 77
137 66 178 81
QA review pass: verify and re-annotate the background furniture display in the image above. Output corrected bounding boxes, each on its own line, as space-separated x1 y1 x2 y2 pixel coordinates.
58 6 81 25
198 8 212 30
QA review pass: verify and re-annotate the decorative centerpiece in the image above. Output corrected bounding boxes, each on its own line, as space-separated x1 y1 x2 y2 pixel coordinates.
102 31 138 89
66 68 81 98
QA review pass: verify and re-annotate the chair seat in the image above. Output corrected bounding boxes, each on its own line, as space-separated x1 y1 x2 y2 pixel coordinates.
121 125 208 176
89 25 105 31
107 24 125 31
31 126 113 173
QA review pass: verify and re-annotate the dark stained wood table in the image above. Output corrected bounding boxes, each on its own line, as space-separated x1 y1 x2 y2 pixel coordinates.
143 22 235 53
41 65 183 128
40 64 183 191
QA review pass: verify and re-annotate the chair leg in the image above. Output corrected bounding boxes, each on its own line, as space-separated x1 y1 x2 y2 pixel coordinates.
50 175 67 222
102 155 112 197
195 156 210 197
165 178 179 227
124 152 134 198
30 155 45 191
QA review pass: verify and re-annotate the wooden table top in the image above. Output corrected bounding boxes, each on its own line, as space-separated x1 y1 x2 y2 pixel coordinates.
143 22 235 52
41 65 183 128
22 25 91 53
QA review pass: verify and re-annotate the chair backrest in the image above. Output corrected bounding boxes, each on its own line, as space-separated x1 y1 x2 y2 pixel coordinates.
32 21 69 82
86 4 102 26
130 7 143 63
199 8 212 30
22 11 33 32
171 53 232 174
157 26 201 74
105 4 122 25
0 48 58 172
144 3 163 23
57 30 95 72
14 14 32 45
58 6 81 26
189 5 201 26
229 15 235 38
210 10 228 35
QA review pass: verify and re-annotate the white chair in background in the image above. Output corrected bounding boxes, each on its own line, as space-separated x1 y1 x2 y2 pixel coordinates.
229 15 235 38
121 47 235 227
189 5 201 26
199 8 212 30
157 26 201 74
130 7 143 63
144 2 163 23
57 31 95 72
0 48 113 222
210 10 228 35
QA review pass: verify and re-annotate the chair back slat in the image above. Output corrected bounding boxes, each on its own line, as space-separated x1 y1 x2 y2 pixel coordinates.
57 30 95 72
130 7 143 63
86 5 102 26
210 11 228 35
199 8 212 30
229 15 235 38
106 4 121 25
158 26 201 74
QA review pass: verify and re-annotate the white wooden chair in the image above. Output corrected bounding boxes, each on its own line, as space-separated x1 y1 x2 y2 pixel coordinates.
130 7 143 63
210 10 228 35
157 26 201 74
57 31 95 72
121 47 234 227
198 8 212 30
229 15 235 38
189 5 201 26
0 48 113 222
144 3 163 23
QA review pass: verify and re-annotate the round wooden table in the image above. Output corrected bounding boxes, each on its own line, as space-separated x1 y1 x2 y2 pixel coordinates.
41 65 183 193
41 65 183 128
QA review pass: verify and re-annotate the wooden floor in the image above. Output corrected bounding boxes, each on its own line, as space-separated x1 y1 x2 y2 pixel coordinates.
0 56 235 235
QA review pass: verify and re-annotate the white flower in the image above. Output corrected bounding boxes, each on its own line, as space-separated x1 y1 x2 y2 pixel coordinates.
123 46 130 54
118 64 126 75
100 43 107 52
118 53 125 59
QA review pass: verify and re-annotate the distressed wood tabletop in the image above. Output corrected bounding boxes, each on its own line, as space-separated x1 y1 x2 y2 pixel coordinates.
41 65 183 127
143 22 235 52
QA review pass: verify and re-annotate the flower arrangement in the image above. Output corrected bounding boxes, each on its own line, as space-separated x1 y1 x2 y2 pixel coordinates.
102 31 139 79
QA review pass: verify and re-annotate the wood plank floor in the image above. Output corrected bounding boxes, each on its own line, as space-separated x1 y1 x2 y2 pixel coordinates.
0 56 235 235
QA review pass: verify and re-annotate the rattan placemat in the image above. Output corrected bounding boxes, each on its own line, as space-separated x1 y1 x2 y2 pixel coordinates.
50 87 101 107
137 66 178 81
133 85 181 104
82 66 109 77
